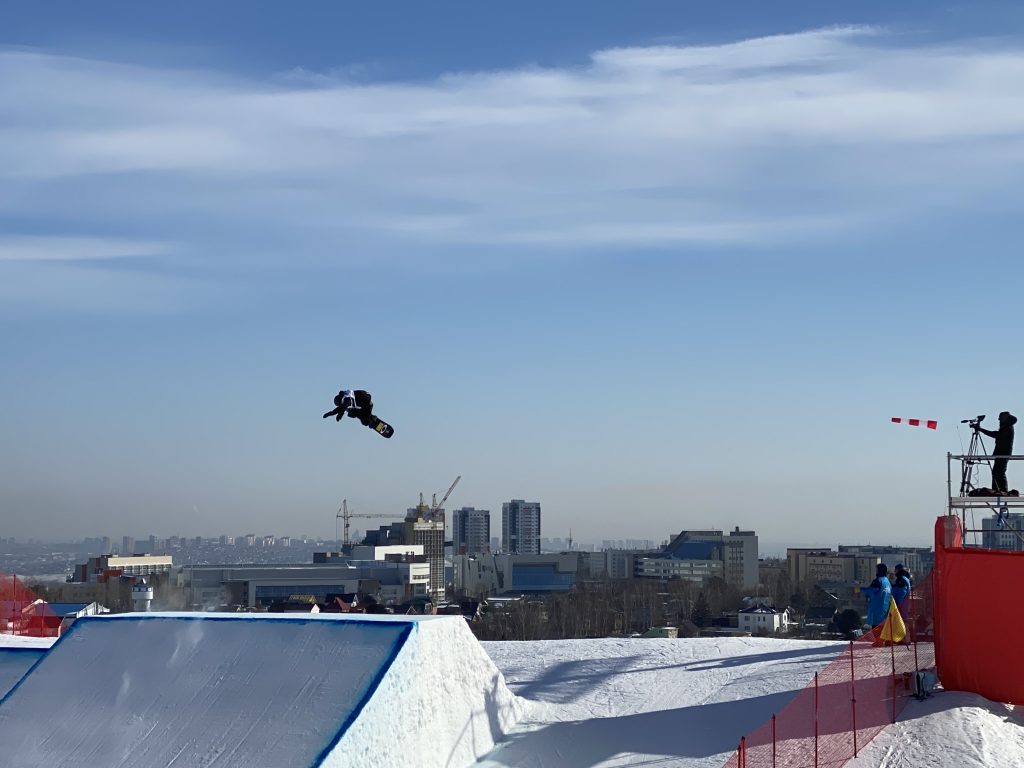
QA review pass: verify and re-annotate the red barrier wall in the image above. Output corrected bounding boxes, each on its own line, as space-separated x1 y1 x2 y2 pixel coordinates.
934 515 1024 705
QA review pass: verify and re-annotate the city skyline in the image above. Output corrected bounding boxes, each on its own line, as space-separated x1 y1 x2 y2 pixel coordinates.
5 2 1024 546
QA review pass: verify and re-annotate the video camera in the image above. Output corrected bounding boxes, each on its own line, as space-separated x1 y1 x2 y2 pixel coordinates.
961 414 986 429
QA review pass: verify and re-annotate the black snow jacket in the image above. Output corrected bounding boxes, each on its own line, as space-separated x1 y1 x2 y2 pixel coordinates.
979 413 1017 456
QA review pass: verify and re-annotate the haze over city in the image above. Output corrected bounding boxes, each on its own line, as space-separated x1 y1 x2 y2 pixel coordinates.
5 1 1024 546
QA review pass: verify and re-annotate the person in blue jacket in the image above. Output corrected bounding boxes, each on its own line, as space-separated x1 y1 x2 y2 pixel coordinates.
890 563 912 621
861 563 892 627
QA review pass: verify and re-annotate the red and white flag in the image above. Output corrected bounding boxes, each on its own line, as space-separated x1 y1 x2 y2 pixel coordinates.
891 417 938 429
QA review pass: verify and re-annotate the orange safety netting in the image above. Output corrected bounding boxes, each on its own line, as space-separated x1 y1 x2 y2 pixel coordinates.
723 576 935 768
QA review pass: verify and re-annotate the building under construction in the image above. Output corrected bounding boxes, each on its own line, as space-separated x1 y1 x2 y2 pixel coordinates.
361 477 460 602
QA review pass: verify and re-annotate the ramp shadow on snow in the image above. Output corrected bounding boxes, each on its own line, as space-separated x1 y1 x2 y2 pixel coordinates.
504 645 840 705
482 690 800 767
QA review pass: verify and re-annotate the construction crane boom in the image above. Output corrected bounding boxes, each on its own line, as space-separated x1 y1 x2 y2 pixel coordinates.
431 475 461 516
335 499 405 550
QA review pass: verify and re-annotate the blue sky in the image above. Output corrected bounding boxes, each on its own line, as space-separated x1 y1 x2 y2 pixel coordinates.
3 2 1024 551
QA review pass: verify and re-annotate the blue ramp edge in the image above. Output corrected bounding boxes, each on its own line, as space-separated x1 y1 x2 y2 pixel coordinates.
313 620 414 766
0 615 414 768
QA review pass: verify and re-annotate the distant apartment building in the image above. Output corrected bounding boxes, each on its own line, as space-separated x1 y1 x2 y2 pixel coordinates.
64 554 176 612
72 554 173 583
180 559 428 610
502 499 541 555
635 555 724 583
787 548 879 586
723 528 759 589
637 527 758 589
982 513 1024 551
122 536 135 556
836 545 934 578
453 552 577 599
453 507 490 554
585 549 646 580
602 539 656 551
786 548 833 584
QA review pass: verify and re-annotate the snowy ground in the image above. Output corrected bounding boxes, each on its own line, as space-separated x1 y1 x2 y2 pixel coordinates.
847 691 1024 768
481 637 844 768
3 630 1022 768
0 634 56 649
480 637 1024 768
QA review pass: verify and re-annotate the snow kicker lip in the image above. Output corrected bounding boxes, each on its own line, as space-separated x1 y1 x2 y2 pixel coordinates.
0 612 522 768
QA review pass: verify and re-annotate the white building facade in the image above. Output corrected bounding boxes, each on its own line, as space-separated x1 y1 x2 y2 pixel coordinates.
738 605 790 634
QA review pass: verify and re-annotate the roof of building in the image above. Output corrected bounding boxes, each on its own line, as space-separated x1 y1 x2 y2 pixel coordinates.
42 603 90 616
661 540 720 560
739 605 783 615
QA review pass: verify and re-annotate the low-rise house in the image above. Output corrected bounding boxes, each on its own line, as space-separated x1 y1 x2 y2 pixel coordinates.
738 604 790 634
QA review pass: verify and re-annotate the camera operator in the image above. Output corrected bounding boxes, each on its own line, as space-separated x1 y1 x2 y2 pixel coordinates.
976 411 1017 493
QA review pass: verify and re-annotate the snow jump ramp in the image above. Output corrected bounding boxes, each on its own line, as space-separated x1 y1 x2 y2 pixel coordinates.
0 613 521 768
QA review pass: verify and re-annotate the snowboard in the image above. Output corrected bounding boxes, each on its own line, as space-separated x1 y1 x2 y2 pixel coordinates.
370 417 394 438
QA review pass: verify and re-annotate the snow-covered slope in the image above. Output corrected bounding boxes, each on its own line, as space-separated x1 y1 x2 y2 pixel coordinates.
847 691 1024 768
481 637 845 767
480 637 1024 768
3 627 1021 768
331 614 522 768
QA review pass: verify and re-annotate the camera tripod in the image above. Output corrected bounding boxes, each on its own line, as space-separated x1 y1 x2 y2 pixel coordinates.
959 415 990 495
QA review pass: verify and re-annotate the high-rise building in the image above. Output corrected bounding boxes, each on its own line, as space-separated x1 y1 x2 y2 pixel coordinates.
453 507 490 554
405 503 445 600
362 499 448 601
724 527 759 590
122 536 135 556
502 499 541 555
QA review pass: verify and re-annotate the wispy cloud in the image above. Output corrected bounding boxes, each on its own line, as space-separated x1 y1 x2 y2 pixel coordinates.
0 236 168 261
2 27 1024 309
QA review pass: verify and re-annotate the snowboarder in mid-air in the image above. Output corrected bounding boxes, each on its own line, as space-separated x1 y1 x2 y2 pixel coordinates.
323 389 394 438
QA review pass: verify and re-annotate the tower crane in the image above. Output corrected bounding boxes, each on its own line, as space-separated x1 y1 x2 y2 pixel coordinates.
429 475 461 519
335 499 406 550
